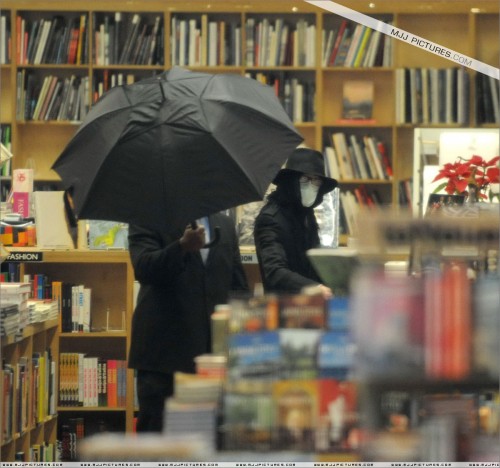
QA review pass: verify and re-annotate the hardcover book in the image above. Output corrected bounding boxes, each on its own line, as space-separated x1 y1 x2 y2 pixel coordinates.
341 80 374 120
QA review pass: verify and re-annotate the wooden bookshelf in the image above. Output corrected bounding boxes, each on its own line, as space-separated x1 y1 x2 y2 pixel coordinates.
0 0 498 461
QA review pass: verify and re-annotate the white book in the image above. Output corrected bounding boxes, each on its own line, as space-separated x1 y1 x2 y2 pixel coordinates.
306 24 316 67
34 19 51 65
0 15 6 64
200 14 208 66
343 24 363 67
208 21 217 66
395 68 405 124
178 19 187 66
363 29 381 67
188 18 197 66
365 135 386 180
324 146 341 181
32 75 51 121
171 16 178 65
33 191 75 250
331 132 354 179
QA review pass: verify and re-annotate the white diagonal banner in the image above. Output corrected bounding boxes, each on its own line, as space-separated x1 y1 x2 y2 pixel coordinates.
306 0 500 80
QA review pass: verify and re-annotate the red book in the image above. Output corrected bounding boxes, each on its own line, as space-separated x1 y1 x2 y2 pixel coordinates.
328 19 347 66
376 140 393 178
106 359 117 407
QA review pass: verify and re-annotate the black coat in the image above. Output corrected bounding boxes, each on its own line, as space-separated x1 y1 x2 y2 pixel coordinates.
127 213 248 374
254 174 325 294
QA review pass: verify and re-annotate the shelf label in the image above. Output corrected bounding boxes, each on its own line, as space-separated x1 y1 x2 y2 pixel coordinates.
306 0 500 80
4 251 44 262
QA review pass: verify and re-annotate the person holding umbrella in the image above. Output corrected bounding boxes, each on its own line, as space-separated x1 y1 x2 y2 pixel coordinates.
253 147 338 297
127 213 249 432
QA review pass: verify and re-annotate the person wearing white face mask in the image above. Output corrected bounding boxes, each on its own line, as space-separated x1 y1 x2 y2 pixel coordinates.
254 147 338 297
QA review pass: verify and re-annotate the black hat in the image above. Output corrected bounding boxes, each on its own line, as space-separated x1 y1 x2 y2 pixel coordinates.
273 148 338 193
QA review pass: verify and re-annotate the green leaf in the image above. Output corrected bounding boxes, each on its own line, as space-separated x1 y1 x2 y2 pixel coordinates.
432 182 448 194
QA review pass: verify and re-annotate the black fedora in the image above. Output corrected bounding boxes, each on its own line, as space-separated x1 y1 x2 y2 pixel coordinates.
273 147 338 193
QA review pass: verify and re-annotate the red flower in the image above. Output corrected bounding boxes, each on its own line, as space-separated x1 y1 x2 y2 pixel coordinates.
432 154 500 200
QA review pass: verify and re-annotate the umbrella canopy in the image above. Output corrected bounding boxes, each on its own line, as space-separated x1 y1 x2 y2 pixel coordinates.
52 67 303 233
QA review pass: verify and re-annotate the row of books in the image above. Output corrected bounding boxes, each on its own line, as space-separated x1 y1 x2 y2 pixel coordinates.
59 354 127 408
16 72 90 122
16 14 88 65
13 442 57 463
52 281 91 333
338 187 385 237
352 262 499 380
225 294 349 335
246 72 316 123
245 17 315 67
324 133 393 181
476 72 500 124
59 417 84 461
322 19 393 68
395 66 470 125
92 71 138 103
93 12 164 66
223 378 358 452
2 349 56 442
171 15 241 67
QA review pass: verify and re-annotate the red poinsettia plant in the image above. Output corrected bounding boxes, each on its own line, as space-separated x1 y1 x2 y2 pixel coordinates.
433 154 500 201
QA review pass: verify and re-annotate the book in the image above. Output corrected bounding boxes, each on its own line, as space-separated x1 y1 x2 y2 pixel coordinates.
280 329 322 379
271 379 318 451
342 80 374 120
33 191 74 250
278 294 326 329
87 220 128 249
316 379 357 452
228 331 281 380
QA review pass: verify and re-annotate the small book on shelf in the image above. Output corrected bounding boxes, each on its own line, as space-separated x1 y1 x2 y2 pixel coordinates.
341 80 374 121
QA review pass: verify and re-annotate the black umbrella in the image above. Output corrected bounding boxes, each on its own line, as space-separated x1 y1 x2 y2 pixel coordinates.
52 67 303 234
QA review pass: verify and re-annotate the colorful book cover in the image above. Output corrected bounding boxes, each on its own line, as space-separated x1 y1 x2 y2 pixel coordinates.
316 378 358 452
87 220 128 249
279 329 322 379
278 294 326 329
341 80 374 120
317 331 353 379
228 331 281 380
271 379 318 451
326 296 350 330
223 391 273 451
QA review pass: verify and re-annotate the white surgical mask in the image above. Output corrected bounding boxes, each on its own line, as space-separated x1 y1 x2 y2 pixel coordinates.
300 182 319 207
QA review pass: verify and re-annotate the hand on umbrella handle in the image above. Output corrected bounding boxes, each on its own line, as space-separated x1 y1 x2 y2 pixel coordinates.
189 221 220 248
